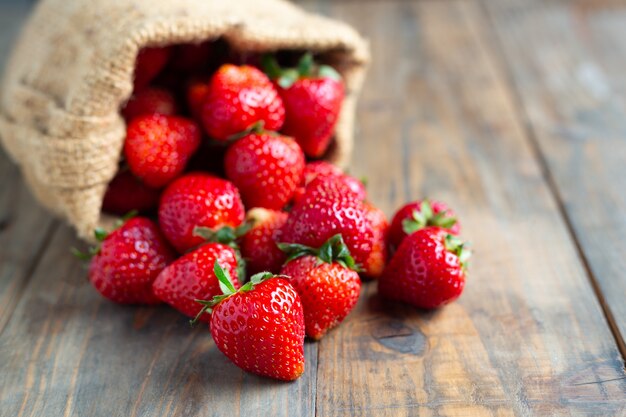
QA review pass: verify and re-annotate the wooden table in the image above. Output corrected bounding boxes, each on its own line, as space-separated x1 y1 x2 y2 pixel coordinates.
1 0 625 415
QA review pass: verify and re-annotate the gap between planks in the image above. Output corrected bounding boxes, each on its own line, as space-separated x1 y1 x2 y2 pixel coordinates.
476 0 626 362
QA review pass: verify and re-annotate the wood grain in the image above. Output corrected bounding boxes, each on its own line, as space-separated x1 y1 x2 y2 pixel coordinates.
0 148 57 333
299 1 626 416
0 225 317 417
484 0 626 356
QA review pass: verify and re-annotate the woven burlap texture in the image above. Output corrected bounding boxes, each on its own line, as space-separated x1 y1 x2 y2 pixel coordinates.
0 0 369 241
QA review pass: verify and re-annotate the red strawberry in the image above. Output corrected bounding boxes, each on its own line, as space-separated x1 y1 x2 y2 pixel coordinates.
201 65 285 141
102 170 161 215
388 200 460 253
362 202 389 279
240 208 288 275
379 227 470 309
79 217 175 304
124 114 201 188
158 173 245 253
199 263 305 381
133 47 171 91
186 79 210 120
264 53 344 158
122 87 178 122
224 130 305 209
170 42 212 74
280 176 374 267
279 234 361 340
293 161 366 204
152 243 239 322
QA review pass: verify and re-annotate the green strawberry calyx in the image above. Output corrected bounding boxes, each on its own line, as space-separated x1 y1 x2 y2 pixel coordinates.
190 261 279 326
193 223 251 280
193 222 252 246
71 210 138 260
402 200 457 235
262 52 342 89
277 234 360 272
444 234 472 271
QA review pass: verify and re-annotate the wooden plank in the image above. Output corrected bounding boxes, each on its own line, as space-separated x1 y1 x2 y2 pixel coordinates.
0 224 317 417
297 1 626 416
0 3 31 71
0 3 56 334
484 0 626 356
0 4 315 416
0 149 57 333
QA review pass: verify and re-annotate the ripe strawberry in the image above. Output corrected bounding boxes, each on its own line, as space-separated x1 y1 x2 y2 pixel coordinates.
158 173 245 253
121 87 178 122
240 208 288 275
133 46 171 91
279 234 361 340
388 200 460 253
199 262 305 381
77 217 175 304
169 42 212 74
102 170 161 215
224 130 305 209
152 243 239 322
264 53 344 158
201 64 285 141
362 202 389 279
280 176 374 267
293 161 366 204
124 114 201 188
186 78 210 119
379 227 470 309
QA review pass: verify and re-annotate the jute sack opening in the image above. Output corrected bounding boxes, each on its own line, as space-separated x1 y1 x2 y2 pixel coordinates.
0 0 369 241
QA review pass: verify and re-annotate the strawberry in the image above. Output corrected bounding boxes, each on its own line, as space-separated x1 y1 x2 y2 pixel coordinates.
186 78 210 119
224 129 305 210
200 64 285 141
362 202 389 279
379 227 470 309
198 262 305 381
293 161 366 204
169 42 212 74
239 208 288 275
264 53 344 158
102 170 161 215
133 46 171 91
124 114 201 188
158 173 245 253
388 200 460 253
121 87 178 122
77 217 175 304
279 234 361 340
280 176 374 267
152 243 239 322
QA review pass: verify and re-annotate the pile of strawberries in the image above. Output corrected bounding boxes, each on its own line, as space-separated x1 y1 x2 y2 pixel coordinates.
78 42 471 382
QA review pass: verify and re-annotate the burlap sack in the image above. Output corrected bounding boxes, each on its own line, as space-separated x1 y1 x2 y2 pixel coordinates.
0 0 369 240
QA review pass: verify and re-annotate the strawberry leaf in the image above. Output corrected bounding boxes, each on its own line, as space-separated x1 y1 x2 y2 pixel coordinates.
420 200 433 220
94 227 108 242
261 54 282 80
277 242 318 263
297 52 314 77
278 69 299 89
444 234 471 271
318 65 341 81
214 261 237 295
